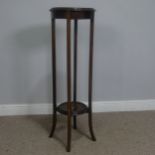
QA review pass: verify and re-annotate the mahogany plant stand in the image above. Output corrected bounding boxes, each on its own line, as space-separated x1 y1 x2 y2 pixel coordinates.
49 7 96 152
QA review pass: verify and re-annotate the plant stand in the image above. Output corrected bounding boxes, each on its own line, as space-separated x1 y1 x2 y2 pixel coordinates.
49 7 96 152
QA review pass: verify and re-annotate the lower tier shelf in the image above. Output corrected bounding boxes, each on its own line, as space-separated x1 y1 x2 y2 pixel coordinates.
57 101 88 116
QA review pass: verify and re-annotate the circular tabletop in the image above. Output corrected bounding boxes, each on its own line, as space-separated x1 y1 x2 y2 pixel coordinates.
50 7 95 19
50 7 95 12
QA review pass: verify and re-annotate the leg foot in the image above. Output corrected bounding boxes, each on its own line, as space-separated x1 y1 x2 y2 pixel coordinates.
67 110 72 152
88 112 96 141
49 113 57 137
73 115 77 129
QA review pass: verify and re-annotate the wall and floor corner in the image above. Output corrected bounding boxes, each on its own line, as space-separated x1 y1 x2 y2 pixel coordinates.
0 1 155 116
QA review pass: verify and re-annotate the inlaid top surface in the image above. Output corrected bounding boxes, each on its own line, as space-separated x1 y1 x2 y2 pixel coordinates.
50 7 95 12
50 7 95 19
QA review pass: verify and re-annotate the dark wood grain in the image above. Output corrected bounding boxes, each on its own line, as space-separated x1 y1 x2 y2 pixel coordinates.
66 14 72 152
73 19 78 129
88 13 96 141
50 7 95 19
50 7 95 12
49 7 96 152
49 17 57 138
57 102 88 115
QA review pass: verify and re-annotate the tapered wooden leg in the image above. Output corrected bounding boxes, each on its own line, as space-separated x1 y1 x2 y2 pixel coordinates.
88 14 96 141
49 17 57 138
49 112 57 137
73 19 78 129
66 17 72 152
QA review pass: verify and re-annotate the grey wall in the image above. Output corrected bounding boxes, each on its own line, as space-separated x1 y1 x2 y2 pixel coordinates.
0 0 155 104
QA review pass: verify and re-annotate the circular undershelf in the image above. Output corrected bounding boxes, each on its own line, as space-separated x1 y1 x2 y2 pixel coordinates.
57 101 88 116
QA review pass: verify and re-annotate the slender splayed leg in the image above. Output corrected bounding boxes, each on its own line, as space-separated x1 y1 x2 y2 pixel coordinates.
88 14 96 141
49 17 57 137
66 16 72 152
73 19 78 129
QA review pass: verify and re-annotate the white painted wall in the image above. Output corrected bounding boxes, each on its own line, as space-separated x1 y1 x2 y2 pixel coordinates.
0 0 155 105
